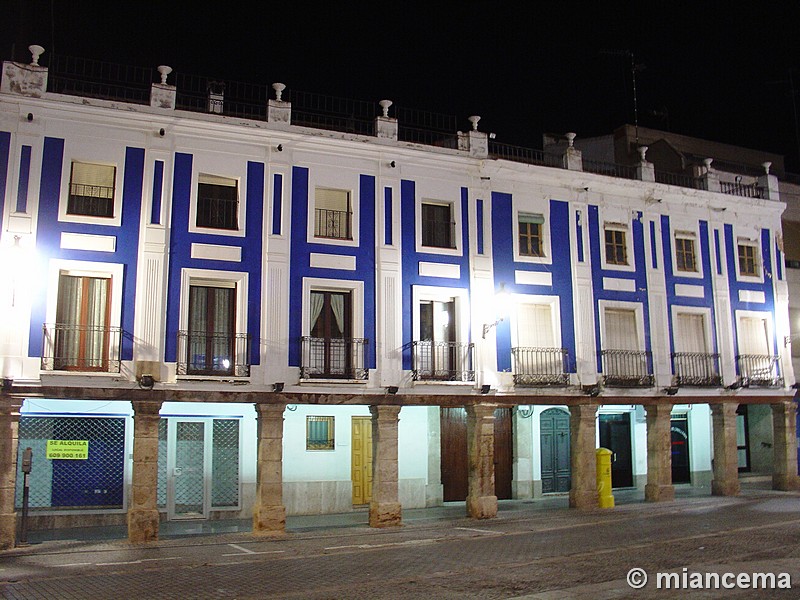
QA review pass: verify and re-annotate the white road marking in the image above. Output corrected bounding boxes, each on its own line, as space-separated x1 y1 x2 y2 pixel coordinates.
454 527 499 534
96 557 180 566
57 562 92 568
325 538 438 551
221 544 285 557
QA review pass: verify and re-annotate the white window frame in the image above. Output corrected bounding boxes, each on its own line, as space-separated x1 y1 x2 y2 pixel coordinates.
598 300 646 352
672 227 704 279
306 170 360 248
600 220 635 272
312 187 354 242
670 306 713 354
510 295 562 349
178 269 249 376
735 237 763 283
44 260 125 372
187 158 246 238
512 204 552 264
301 277 365 340
411 285 470 346
59 152 124 227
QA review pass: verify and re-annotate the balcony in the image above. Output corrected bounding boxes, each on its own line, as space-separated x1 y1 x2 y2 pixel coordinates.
299 336 369 380
736 354 783 388
672 352 722 387
314 208 352 240
177 331 251 377
41 323 121 373
601 349 654 387
411 341 475 382
511 346 569 386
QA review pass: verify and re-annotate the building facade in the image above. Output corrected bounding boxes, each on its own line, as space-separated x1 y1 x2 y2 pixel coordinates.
0 47 798 547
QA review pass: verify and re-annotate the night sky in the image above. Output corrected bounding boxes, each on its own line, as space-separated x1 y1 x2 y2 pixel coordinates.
6 1 800 170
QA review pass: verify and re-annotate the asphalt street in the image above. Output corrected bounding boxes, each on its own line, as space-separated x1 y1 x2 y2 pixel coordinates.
2 488 800 599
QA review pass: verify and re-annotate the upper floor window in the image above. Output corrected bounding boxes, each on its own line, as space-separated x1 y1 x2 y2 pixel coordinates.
54 273 113 371
738 242 759 277
604 227 628 266
187 284 236 375
675 235 697 272
314 188 352 240
68 162 115 218
197 174 238 230
421 202 454 249
518 213 544 257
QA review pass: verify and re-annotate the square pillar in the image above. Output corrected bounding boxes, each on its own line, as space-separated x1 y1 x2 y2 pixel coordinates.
644 403 675 502
252 403 287 535
569 404 598 509
0 399 22 550
466 404 497 519
127 400 163 543
710 403 740 496
771 401 800 491
369 405 402 528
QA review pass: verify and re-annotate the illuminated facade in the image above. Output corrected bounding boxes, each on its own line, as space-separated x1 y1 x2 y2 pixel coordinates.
0 47 797 546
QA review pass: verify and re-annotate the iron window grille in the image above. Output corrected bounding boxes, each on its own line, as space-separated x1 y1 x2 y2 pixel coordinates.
306 416 335 450
299 336 369 380
421 203 455 248
196 179 239 230
176 330 251 377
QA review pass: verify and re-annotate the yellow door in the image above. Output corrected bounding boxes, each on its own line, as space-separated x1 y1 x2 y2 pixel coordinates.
351 416 373 505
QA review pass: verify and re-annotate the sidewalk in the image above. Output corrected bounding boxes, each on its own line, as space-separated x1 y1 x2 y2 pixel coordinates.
14 475 774 550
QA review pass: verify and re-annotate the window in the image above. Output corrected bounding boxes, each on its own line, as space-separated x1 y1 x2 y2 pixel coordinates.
68 162 115 218
306 416 335 450
675 235 697 272
197 174 238 230
604 227 628 265
314 188 352 240
417 299 457 378
518 213 544 257
54 274 112 370
307 291 353 377
738 242 759 277
187 285 235 375
421 202 454 248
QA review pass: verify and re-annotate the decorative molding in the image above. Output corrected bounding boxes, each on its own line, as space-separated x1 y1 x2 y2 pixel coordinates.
60 232 116 253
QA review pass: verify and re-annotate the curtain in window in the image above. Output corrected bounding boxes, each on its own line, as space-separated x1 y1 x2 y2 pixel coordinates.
604 309 638 350
738 317 769 356
675 314 706 354
516 304 558 374
188 286 234 374
55 275 109 369
330 294 345 336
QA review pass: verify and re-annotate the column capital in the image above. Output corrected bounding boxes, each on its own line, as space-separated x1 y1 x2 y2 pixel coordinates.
131 399 163 418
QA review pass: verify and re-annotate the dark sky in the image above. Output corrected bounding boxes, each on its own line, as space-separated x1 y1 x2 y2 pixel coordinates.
6 1 800 170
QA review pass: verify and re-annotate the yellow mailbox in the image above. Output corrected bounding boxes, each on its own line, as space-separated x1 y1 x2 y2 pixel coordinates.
596 447 615 508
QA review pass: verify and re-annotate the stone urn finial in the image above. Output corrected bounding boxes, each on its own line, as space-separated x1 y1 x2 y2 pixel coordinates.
703 158 714 172
379 99 392 118
157 65 172 85
468 115 481 131
272 83 286 102
565 132 576 148
638 146 648 162
29 45 44 66
762 161 772 175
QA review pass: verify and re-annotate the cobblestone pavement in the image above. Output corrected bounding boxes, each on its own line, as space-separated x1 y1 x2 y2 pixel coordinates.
2 490 800 599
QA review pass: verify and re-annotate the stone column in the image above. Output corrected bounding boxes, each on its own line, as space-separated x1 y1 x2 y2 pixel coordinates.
0 399 22 549
569 404 598 509
644 403 675 502
771 401 800 491
710 403 740 496
466 404 497 519
369 405 402 527
128 400 162 543
252 403 286 534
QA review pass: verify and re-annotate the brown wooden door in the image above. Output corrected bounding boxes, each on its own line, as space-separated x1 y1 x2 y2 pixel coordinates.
440 407 513 501
493 408 513 500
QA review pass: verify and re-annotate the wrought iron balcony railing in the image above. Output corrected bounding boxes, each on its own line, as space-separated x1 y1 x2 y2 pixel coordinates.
601 349 654 387
736 354 783 388
314 208 352 239
672 352 722 387
299 336 369 380
411 340 475 382
177 331 251 377
511 346 569 386
41 323 121 373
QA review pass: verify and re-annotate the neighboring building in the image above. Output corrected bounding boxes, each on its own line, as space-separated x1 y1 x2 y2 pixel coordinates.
0 47 798 548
